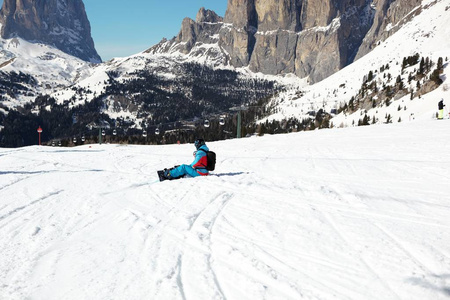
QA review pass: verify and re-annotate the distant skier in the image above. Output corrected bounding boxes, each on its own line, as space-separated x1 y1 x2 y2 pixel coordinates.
160 138 212 180
438 98 445 119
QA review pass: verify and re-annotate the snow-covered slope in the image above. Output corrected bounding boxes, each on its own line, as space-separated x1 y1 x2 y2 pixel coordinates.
0 35 93 108
48 52 291 128
265 0 450 125
1 119 449 300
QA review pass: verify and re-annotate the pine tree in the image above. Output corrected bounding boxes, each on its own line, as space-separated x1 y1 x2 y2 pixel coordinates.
425 57 431 72
368 70 374 82
430 69 443 85
386 114 392 123
396 75 404 90
362 114 370 126
437 57 444 71
402 57 407 70
349 96 355 111
408 73 413 83
419 58 425 75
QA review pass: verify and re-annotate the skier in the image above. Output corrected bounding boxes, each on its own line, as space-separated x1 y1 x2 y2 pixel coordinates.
438 98 445 119
163 138 210 180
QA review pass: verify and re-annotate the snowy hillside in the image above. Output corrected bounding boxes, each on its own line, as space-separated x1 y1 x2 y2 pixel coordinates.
265 0 450 125
45 0 450 131
0 34 93 108
47 52 287 131
1 119 449 300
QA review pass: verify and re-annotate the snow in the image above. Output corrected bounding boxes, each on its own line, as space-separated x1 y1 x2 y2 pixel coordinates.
0 36 92 108
1 119 450 300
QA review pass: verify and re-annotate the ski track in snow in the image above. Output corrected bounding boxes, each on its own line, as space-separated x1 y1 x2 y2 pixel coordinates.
1 120 450 299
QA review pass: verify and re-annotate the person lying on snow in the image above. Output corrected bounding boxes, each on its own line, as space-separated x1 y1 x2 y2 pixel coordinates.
163 138 210 180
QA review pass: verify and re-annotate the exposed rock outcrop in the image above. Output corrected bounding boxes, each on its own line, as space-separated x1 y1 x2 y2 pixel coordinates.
149 0 425 83
355 0 422 59
226 0 373 82
147 7 225 64
0 0 101 63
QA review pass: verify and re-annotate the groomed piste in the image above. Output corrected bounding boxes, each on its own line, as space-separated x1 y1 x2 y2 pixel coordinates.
1 119 449 300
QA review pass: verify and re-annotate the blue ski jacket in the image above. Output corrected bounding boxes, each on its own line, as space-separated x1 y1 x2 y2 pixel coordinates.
168 144 210 179
191 145 209 175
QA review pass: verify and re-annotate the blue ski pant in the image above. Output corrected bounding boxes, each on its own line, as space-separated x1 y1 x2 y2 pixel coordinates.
170 164 202 178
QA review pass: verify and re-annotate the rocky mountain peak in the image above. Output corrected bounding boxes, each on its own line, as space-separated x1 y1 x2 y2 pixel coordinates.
196 7 223 23
149 0 427 84
0 0 101 63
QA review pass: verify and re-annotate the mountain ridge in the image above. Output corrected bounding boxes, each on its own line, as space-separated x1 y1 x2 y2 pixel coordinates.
149 0 427 84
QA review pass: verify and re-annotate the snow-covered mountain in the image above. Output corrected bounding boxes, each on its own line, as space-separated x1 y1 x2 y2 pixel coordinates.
0 0 99 110
0 0 449 147
1 118 449 299
0 0 101 63
263 0 450 126
149 0 426 84
0 34 94 108
49 0 449 130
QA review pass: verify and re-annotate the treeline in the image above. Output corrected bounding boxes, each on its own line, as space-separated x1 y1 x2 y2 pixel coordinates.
0 96 334 148
0 71 37 100
0 62 281 147
340 54 446 119
103 62 278 124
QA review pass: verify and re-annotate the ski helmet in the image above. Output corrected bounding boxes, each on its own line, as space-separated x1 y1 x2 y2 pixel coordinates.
194 138 205 149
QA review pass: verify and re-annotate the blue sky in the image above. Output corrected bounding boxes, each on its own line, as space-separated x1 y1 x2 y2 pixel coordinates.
83 0 227 61
0 0 227 61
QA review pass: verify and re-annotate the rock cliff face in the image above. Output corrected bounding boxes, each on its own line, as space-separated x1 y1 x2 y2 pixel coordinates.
0 0 101 63
355 0 422 59
225 0 374 83
150 0 424 83
147 8 225 64
219 0 257 66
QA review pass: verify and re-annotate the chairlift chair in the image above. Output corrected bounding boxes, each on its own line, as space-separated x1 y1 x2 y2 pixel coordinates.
113 129 117 136
73 137 77 143
155 128 160 135
81 135 85 142
143 131 147 137
102 129 106 136
219 117 225 126
204 119 210 128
